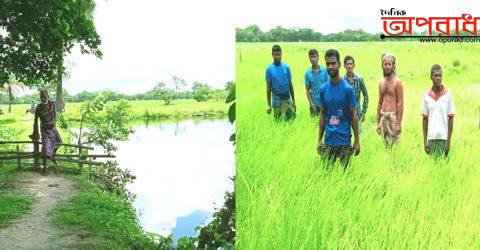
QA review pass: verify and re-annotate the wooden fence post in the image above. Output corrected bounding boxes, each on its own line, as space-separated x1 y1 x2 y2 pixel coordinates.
78 143 83 174
16 145 21 169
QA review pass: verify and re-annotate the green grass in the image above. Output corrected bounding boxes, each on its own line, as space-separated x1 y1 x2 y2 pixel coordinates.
52 173 170 249
1 99 227 122
0 164 35 228
0 112 33 140
236 42 480 248
0 124 35 228
0 190 34 228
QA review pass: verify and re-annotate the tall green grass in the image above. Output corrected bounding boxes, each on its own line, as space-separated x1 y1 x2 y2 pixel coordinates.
236 42 480 248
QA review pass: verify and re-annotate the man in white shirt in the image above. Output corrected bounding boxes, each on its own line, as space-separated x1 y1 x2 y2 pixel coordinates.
422 64 454 158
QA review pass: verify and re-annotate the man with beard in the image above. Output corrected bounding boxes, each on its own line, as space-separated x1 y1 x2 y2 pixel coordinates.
265 45 296 120
305 49 329 116
317 49 360 169
342 55 368 133
377 52 404 147
32 90 62 175
422 64 454 158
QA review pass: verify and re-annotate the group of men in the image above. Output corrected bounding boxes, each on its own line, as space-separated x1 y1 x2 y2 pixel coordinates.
265 45 454 168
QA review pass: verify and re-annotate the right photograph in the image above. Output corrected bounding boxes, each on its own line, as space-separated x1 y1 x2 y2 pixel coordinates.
236 8 480 249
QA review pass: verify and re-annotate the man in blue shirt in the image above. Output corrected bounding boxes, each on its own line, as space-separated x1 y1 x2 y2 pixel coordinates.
317 49 360 169
305 49 330 116
265 45 296 120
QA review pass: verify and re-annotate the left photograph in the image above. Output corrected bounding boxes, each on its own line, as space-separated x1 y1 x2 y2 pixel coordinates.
0 1 235 249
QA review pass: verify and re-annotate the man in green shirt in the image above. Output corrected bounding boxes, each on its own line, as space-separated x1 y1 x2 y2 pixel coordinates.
342 55 369 133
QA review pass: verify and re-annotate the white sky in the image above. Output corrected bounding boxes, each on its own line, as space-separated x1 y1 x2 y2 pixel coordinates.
234 0 480 34
65 0 234 94
58 0 479 94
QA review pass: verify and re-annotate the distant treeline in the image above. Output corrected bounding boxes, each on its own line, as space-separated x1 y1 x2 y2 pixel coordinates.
3 90 175 104
236 25 476 42
3 83 234 105
236 25 382 42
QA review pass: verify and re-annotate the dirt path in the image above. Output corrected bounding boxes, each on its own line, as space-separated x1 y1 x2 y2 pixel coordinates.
0 171 85 249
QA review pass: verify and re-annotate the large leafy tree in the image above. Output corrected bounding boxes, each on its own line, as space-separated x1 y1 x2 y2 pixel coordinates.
0 0 102 112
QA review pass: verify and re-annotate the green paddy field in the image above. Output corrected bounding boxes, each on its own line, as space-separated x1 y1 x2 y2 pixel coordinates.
236 42 480 249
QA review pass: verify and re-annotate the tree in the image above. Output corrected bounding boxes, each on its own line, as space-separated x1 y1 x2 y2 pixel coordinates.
152 82 174 105
171 76 187 101
172 76 187 94
3 78 26 113
236 25 263 42
225 81 235 93
212 89 227 102
61 92 135 201
197 191 235 249
192 82 214 102
0 1 102 113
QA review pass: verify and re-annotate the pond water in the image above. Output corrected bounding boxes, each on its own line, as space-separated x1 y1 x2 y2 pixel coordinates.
112 119 235 243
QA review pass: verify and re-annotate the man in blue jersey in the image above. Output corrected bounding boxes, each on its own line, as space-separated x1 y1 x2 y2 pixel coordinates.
305 49 330 116
317 49 360 169
265 45 296 120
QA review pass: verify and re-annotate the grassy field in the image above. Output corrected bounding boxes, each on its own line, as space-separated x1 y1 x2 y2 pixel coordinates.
236 42 480 248
1 99 227 122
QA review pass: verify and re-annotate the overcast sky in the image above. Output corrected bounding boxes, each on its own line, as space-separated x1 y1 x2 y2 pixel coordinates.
64 0 234 94
61 0 478 94
234 0 480 34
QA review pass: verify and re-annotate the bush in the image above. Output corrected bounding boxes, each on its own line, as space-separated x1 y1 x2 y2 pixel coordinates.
453 59 460 67
192 82 214 102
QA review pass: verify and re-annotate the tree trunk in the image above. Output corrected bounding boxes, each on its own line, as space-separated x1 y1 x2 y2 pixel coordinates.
56 70 63 113
8 87 12 113
56 57 63 113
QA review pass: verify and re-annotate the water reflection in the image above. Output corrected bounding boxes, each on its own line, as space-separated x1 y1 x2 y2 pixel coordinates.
171 210 211 243
114 119 235 241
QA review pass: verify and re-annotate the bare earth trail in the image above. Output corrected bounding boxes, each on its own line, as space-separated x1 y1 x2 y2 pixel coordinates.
0 170 88 249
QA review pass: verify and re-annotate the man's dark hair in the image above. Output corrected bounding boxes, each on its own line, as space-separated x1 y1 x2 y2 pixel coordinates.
431 64 442 76
40 90 48 96
272 44 282 53
308 49 318 57
325 49 340 63
344 55 355 65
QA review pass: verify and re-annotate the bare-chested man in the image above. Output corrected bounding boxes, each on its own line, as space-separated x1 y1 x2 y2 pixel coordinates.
377 52 404 147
